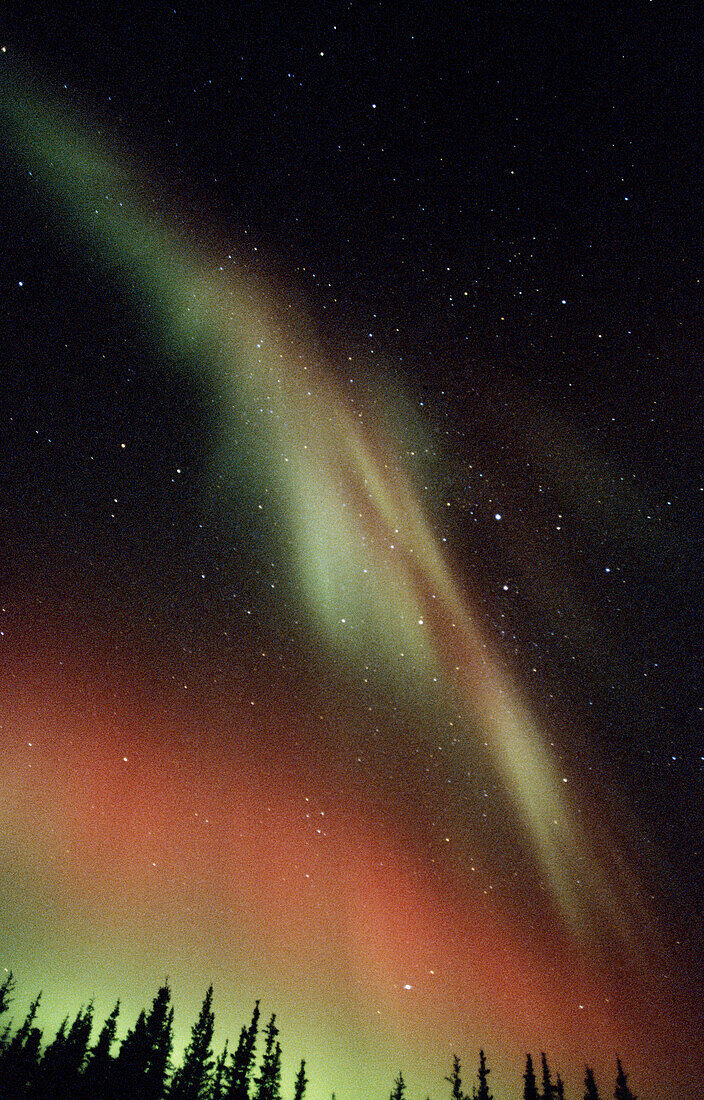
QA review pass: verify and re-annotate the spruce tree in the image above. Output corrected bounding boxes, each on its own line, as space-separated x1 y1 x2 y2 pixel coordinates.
293 1058 308 1100
476 1049 492 1100
555 1074 564 1100
0 1019 11 1061
114 1006 150 1098
210 1042 229 1100
583 1066 601 1100
35 1003 93 1098
144 983 174 1100
0 973 14 1021
170 985 215 1100
38 1015 68 1081
81 1000 120 1098
226 1000 260 1100
271 1041 282 1100
445 1054 464 1100
540 1053 554 1100
614 1058 637 1100
10 1026 43 1098
114 983 173 1100
253 1016 281 1100
389 1071 406 1100
0 992 43 1096
523 1054 539 1100
0 992 11 1082
3 991 41 1053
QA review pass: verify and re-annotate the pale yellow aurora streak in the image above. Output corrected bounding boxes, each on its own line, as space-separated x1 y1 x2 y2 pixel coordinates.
1 66 635 943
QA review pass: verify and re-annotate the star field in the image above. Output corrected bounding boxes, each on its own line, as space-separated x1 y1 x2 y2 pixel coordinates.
0 6 703 1099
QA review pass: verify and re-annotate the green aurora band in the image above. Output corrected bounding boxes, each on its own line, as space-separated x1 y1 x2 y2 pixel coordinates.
4 61 692 1100
0 64 640 945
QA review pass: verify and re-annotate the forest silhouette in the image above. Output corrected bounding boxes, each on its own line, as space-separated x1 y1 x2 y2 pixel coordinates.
0 972 639 1099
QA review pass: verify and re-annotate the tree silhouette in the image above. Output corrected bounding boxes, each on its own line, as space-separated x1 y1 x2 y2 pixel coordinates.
389 1070 407 1100
0 974 14 1021
226 999 260 1100
170 985 215 1100
113 1005 149 1097
0 991 43 1098
446 1053 465 1100
523 1054 539 1100
114 983 173 1100
583 1066 601 1100
253 1014 281 1100
210 1041 229 1100
144 984 174 1100
0 973 17 1070
614 1058 637 1100
540 1053 554 1100
81 1000 120 1098
476 1049 492 1100
34 1014 69 1093
10 1025 43 1099
146 985 175 1100
293 1058 308 1100
0 973 659 1100
33 1003 93 1098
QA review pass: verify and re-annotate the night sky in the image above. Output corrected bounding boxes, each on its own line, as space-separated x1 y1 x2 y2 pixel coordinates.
1 5 703 1098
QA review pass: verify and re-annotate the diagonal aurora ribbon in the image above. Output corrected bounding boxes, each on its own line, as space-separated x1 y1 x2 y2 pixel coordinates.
0 62 640 942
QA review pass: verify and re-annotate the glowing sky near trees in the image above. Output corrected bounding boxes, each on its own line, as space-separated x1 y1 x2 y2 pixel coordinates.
0 49 702 1100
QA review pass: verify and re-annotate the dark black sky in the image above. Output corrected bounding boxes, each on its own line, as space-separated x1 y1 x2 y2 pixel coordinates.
6 5 703 436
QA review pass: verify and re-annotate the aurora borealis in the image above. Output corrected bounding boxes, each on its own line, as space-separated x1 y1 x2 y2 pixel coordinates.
1 7 703 1099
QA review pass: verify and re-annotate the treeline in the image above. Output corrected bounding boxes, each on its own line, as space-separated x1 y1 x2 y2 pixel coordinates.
0 974 290 1100
433 1049 636 1100
0 972 638 1099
